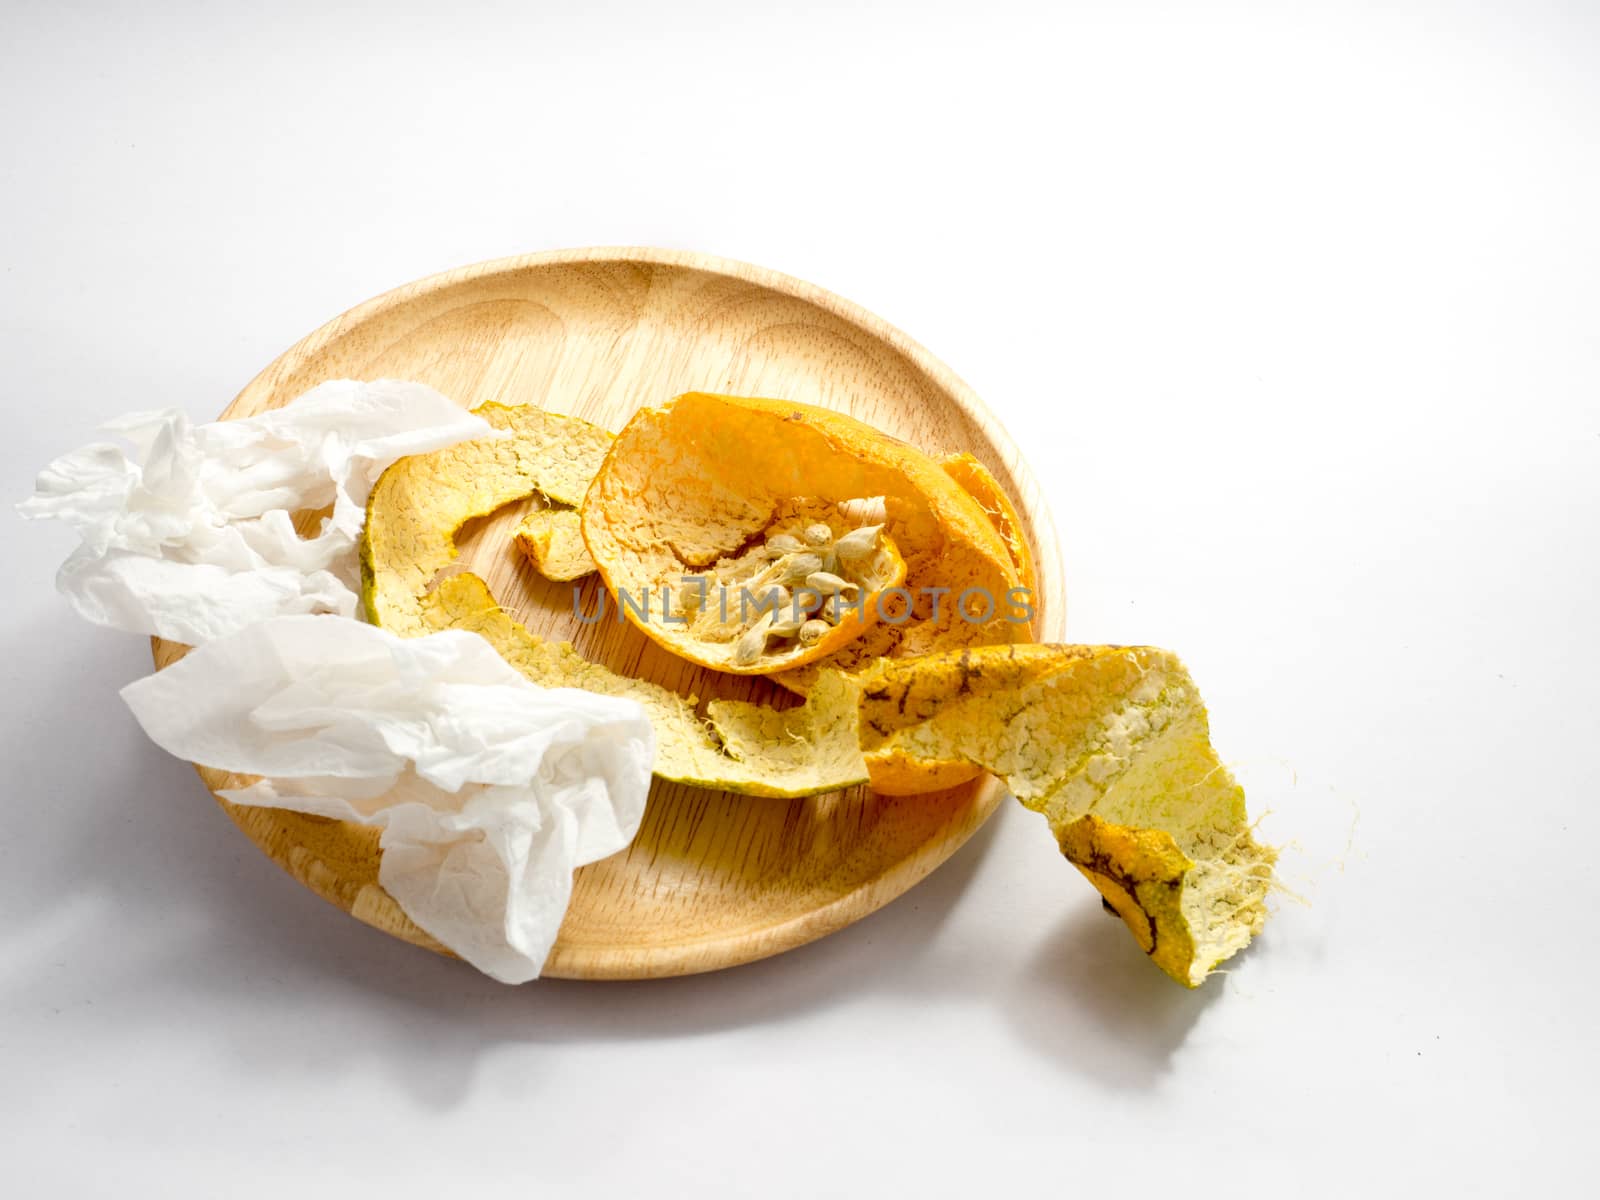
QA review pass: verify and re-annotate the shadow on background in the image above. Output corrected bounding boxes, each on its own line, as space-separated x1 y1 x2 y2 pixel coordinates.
1002 902 1225 1090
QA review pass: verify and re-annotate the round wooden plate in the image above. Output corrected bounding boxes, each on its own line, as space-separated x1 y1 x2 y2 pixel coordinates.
152 247 1065 980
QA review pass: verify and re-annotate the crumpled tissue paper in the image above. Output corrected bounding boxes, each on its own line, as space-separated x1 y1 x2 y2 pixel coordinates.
122 615 655 982
17 379 495 644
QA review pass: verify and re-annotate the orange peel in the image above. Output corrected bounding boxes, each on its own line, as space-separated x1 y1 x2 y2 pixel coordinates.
582 393 1029 679
359 400 1274 984
513 508 596 581
360 401 869 798
855 644 1276 985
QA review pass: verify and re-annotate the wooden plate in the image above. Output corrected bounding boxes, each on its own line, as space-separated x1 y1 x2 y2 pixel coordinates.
152 247 1066 979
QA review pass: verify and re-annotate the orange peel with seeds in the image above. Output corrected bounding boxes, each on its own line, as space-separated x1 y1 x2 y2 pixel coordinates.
581 393 1030 678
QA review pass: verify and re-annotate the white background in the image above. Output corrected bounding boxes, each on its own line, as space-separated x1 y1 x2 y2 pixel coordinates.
3 1 1595 1195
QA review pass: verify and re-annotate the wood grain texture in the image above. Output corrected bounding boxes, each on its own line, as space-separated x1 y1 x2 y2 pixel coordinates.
149 247 1066 979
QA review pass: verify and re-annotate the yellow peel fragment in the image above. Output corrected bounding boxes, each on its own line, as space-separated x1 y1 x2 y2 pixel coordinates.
936 452 1035 597
423 573 867 797
513 507 596 581
361 401 612 628
854 644 1276 985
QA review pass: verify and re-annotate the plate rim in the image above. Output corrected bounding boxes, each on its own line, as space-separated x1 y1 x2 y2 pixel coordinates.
158 246 1067 980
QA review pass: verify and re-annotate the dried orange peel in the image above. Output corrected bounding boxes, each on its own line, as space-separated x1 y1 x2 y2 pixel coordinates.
513 508 595 581
361 401 611 618
359 399 1275 983
630 503 909 675
423 573 867 796
582 393 1030 680
361 401 869 798
855 644 1276 985
937 452 1035 596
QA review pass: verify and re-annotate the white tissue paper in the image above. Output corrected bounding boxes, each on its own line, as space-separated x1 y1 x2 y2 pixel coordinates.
121 615 655 983
17 379 495 644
